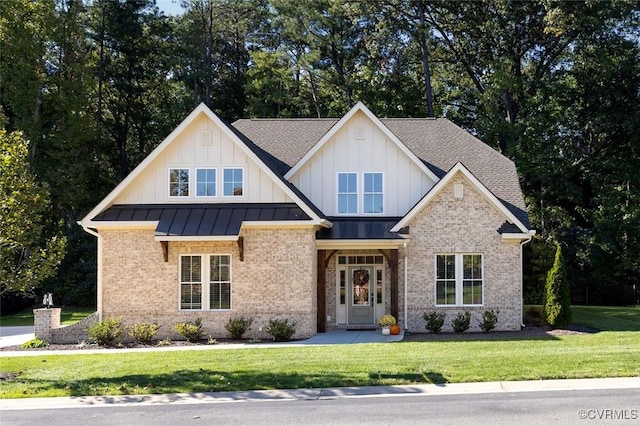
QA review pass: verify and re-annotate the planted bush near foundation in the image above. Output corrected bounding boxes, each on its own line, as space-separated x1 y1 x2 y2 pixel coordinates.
174 318 204 342
478 310 499 332
20 337 49 349
265 318 296 342
423 311 446 333
87 317 122 346
225 316 254 340
128 322 160 344
451 312 471 333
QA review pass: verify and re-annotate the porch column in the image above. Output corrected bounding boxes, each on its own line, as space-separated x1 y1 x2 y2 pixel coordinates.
317 250 326 332
390 249 399 321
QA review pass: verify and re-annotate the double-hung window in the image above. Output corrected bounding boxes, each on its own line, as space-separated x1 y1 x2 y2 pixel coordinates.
363 172 383 213
169 168 190 197
337 173 357 214
196 168 216 197
223 168 243 197
435 254 483 306
180 254 231 310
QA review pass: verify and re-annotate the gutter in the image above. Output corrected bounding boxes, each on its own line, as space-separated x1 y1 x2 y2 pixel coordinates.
520 230 536 328
403 241 408 332
79 221 102 321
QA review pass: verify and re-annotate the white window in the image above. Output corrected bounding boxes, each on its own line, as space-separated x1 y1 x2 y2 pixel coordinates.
363 172 383 213
180 254 231 310
169 168 189 197
337 173 357 214
196 168 216 197
435 254 483 306
223 168 243 197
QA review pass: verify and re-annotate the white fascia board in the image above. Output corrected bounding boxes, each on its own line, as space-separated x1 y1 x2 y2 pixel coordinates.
80 104 212 225
501 233 532 241
154 235 239 242
391 162 529 233
88 221 158 230
284 102 440 183
241 220 320 229
315 239 408 250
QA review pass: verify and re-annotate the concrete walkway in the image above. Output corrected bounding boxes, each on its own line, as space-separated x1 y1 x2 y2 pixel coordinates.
0 329 403 356
2 377 638 411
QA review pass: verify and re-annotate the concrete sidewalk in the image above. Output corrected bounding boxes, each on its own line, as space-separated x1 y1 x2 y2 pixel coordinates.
0 329 404 356
1 377 638 411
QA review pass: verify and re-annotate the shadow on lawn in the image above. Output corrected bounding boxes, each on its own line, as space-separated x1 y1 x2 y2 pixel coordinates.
13 367 447 398
401 327 567 343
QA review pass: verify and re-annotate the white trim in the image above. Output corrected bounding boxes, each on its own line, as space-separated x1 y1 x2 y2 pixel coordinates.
168 167 191 198
178 254 232 311
155 235 239 242
391 162 529 233
362 171 384 215
434 253 484 307
336 172 358 215
222 167 245 198
90 222 158 229
194 167 217 198
284 102 440 183
315 239 407 249
80 103 325 228
502 231 536 241
240 221 319 229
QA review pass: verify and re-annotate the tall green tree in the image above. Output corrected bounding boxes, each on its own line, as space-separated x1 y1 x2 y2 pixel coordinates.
544 243 571 327
0 131 66 297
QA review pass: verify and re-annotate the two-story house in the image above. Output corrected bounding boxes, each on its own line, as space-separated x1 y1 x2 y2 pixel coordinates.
79 102 534 338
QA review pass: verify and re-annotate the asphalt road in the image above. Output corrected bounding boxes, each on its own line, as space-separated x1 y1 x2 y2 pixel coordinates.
3 388 639 426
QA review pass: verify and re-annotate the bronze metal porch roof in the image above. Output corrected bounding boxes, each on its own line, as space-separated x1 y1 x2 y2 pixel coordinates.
92 203 311 237
316 217 405 240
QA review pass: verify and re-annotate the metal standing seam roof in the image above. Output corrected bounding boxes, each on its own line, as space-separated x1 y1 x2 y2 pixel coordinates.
316 218 405 240
92 204 312 237
233 117 530 229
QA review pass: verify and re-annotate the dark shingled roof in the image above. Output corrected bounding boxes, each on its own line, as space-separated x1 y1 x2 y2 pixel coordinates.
317 218 404 240
233 117 530 228
93 204 311 237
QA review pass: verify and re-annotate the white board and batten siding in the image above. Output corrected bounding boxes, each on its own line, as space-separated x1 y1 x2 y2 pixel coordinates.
113 113 292 205
289 110 435 216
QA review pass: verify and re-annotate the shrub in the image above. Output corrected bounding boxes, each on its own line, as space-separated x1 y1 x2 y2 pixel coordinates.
423 311 446 333
543 244 572 328
128 322 160 344
87 317 122 346
265 318 296 342
174 318 204 342
451 311 471 333
478 310 499 332
20 337 49 349
225 316 254 340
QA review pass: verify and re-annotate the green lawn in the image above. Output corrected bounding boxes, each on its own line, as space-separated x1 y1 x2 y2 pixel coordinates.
0 307 95 326
571 305 640 331
1 306 638 399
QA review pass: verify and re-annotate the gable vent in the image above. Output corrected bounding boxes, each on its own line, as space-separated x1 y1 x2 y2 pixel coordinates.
201 130 212 146
454 183 464 199
355 127 365 140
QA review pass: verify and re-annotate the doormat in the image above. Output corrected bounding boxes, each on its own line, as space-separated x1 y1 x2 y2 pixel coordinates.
345 326 377 331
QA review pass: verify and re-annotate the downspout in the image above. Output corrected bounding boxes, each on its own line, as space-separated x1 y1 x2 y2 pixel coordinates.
403 241 408 332
520 231 536 328
80 222 102 321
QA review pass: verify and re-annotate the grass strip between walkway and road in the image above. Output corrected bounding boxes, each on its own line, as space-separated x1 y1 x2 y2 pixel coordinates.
2 330 639 399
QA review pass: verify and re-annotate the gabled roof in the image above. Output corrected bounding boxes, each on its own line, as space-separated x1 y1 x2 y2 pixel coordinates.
391 162 530 234
80 103 327 228
234 112 530 229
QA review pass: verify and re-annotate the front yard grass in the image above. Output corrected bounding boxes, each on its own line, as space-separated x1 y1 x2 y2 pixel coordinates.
2 330 639 399
0 307 95 327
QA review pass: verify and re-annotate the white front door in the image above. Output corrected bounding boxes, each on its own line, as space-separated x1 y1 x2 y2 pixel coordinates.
347 266 374 324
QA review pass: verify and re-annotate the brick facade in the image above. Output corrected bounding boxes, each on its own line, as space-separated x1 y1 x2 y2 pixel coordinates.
403 172 523 332
100 227 317 340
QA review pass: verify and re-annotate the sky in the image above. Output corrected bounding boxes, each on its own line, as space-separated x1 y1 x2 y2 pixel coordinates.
155 0 185 16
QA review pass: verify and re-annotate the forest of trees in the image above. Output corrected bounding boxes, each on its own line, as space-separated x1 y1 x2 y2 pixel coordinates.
1 0 638 309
